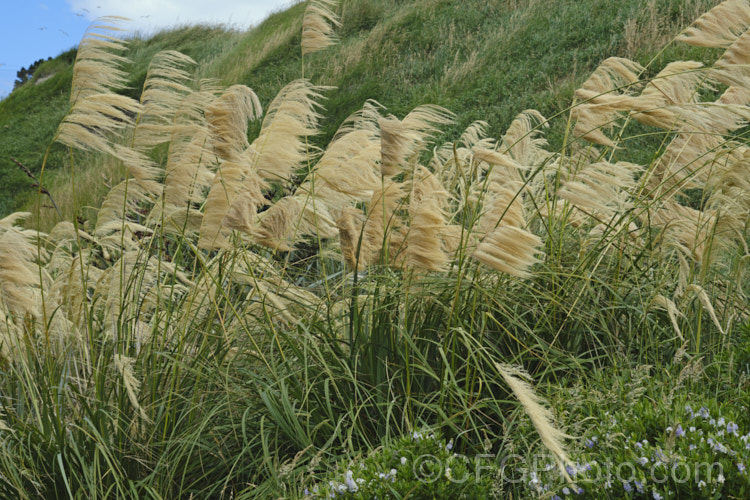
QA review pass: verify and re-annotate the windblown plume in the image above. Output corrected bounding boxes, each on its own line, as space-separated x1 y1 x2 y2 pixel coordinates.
643 99 750 198
630 62 709 130
226 103 382 250
252 79 327 184
133 50 197 149
558 161 642 222
404 167 450 271
253 195 338 251
220 174 266 237
379 117 411 177
649 201 719 263
705 146 750 248
113 144 161 195
95 181 149 254
47 221 95 246
363 182 406 265
337 207 369 270
69 17 131 100
712 30 750 87
0 212 34 230
50 251 101 329
206 85 262 161
675 0 750 48
96 181 146 228
302 0 341 56
113 354 150 422
200 150 264 250
685 284 725 334
472 149 525 185
0 310 22 357
650 295 685 340
473 225 542 278
431 120 495 182
251 198 303 251
216 82 331 247
57 93 141 157
501 109 552 166
647 129 725 196
0 226 41 320
494 363 573 481
296 101 383 221
57 18 141 157
571 58 644 147
640 61 707 106
405 197 448 271
718 85 750 105
476 180 526 235
578 57 644 96
163 127 215 208
409 165 448 208
147 89 222 234
380 105 453 177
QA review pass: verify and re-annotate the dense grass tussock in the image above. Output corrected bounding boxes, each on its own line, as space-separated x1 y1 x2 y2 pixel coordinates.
0 1 749 498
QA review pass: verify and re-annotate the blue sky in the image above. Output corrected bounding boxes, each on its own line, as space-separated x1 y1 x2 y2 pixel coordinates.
0 0 294 98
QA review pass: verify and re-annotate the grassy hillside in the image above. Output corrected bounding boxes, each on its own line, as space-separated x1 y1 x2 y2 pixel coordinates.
0 0 719 219
2 1 749 498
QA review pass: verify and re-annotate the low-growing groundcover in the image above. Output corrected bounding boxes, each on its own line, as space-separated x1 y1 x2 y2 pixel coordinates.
0 0 749 499
519 363 750 499
303 359 750 499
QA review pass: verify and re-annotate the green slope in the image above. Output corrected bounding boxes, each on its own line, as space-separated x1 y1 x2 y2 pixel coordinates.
0 0 718 217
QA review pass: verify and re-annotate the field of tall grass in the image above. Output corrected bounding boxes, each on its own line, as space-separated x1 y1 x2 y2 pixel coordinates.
1 1 749 498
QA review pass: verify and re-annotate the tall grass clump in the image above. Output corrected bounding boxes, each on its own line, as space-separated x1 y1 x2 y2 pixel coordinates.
0 1 748 498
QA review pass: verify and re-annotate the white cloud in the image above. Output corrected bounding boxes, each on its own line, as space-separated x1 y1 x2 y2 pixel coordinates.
66 0 296 34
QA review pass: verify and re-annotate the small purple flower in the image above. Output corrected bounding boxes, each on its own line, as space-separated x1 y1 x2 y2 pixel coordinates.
623 481 632 492
675 424 684 437
653 491 662 500
344 470 358 492
585 438 595 448
565 465 576 477
698 407 710 419
635 480 644 493
738 463 746 474
728 422 739 435
445 438 453 451
575 487 584 494
562 487 570 495
685 404 694 415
